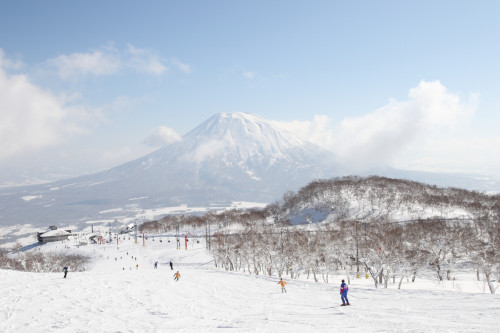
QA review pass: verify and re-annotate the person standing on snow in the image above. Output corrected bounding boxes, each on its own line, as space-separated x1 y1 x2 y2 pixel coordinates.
173 271 181 281
169 261 173 270
154 261 158 269
340 279 349 306
63 266 68 278
278 278 287 293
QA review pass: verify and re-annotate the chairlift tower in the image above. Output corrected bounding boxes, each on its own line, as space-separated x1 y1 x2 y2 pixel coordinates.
176 223 180 249
108 222 112 242
134 221 138 244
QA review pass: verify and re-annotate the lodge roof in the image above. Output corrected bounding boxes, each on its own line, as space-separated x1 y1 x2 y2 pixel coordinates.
40 229 71 238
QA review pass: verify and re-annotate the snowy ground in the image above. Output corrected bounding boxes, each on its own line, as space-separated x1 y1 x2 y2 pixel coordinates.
1 235 499 333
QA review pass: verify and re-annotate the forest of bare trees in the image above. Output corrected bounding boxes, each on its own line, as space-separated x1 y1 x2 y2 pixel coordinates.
207 218 498 293
0 249 90 272
143 176 500 293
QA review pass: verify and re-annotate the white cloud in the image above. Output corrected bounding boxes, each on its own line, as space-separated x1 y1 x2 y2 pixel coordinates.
408 81 477 128
333 80 478 168
46 44 170 80
182 140 227 164
143 126 182 147
276 81 492 174
172 59 193 74
48 49 121 80
0 51 93 162
126 44 168 75
243 71 255 79
272 114 335 150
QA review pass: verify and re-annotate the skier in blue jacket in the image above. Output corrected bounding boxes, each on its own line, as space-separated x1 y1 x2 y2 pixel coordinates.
340 279 349 306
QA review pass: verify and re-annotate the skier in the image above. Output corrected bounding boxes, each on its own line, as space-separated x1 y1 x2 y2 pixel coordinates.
278 278 287 293
173 271 181 281
63 266 68 279
154 261 158 269
169 261 173 270
340 279 349 306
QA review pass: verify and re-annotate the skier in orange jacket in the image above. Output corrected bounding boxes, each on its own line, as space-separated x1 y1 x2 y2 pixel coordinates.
173 271 181 281
278 278 287 293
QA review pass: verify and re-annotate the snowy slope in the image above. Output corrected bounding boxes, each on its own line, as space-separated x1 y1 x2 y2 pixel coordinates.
1 235 499 332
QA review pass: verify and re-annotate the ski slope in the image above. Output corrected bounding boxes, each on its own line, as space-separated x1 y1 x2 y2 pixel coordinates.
1 235 499 332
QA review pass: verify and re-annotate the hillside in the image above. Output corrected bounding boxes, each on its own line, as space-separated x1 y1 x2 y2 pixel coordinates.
269 175 500 225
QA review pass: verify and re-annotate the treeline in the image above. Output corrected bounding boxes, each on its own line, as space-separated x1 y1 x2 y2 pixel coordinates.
140 208 278 233
0 250 90 272
211 217 499 293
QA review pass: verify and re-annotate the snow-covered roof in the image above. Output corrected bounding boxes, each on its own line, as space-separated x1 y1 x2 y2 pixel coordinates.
40 229 71 238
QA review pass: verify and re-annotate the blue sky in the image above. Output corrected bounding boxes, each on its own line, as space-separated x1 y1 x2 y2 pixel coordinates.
1 1 499 185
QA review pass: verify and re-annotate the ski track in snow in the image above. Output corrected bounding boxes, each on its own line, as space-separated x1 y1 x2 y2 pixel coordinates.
1 238 499 333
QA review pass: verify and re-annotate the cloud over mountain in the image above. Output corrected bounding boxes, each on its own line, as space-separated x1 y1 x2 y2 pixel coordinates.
275 81 480 172
143 126 183 147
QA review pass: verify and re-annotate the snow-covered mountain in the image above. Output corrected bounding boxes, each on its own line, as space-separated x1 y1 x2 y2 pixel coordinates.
0 113 343 227
0 112 498 229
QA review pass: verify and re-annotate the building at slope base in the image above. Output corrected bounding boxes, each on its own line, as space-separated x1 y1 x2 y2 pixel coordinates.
37 226 72 243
